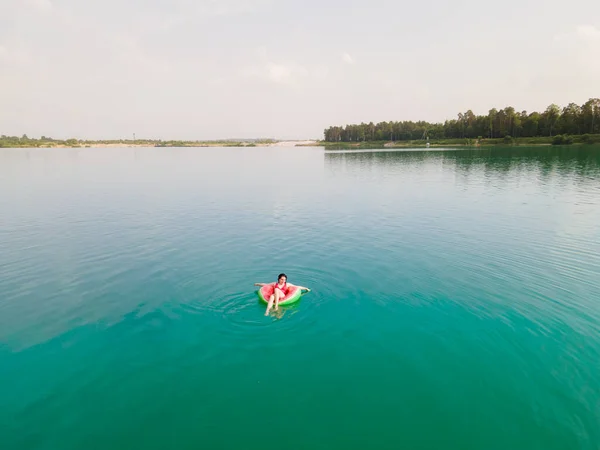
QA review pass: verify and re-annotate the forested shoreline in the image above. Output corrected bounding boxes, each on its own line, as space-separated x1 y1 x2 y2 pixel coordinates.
324 99 600 143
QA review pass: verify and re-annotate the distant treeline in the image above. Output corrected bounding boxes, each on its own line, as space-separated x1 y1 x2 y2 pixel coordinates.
0 136 277 148
323 98 600 142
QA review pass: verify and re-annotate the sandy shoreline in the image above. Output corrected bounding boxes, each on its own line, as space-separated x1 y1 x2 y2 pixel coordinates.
267 140 318 147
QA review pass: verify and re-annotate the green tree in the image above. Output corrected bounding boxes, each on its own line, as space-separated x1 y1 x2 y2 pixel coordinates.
541 104 561 136
558 103 582 135
503 107 516 136
582 98 600 134
488 108 498 138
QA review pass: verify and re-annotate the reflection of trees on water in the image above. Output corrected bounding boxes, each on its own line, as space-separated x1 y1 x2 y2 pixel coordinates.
324 146 600 189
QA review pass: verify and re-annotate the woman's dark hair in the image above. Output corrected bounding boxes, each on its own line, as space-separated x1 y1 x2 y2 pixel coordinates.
277 273 287 281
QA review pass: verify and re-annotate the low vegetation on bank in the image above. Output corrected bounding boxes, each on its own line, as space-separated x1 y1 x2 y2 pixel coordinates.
0 136 277 148
318 134 600 149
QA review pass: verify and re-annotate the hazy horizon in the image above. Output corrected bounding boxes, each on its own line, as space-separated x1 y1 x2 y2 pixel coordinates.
1 0 599 140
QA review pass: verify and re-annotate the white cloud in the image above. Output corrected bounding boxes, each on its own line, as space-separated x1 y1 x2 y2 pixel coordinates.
267 63 296 84
576 25 600 41
241 48 325 86
342 52 355 64
554 24 600 43
264 62 308 86
241 60 327 86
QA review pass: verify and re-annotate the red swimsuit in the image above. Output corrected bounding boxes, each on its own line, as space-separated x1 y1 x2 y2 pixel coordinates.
274 282 288 295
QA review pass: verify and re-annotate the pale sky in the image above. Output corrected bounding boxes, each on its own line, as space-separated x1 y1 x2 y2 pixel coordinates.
1 0 599 140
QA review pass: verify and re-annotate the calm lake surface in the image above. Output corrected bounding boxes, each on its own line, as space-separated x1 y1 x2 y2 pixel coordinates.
1 145 600 450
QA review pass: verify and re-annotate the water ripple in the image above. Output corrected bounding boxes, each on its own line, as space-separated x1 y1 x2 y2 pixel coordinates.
2 146 600 449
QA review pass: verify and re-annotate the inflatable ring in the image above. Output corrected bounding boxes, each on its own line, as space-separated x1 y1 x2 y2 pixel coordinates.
257 284 302 305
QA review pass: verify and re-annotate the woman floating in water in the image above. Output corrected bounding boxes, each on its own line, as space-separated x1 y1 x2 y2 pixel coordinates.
254 273 310 315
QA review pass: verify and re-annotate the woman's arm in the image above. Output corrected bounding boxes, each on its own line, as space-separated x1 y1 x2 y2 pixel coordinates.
254 282 269 286
289 283 310 291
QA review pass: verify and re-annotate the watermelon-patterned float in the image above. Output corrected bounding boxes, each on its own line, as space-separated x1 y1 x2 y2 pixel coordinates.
257 284 303 305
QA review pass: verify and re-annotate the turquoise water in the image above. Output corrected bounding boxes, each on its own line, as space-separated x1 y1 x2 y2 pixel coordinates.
1 146 600 450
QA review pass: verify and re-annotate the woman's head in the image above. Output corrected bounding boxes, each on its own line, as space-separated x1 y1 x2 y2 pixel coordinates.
277 273 287 283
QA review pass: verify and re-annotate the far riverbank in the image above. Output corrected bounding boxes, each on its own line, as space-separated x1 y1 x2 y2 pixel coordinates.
310 134 600 150
0 136 320 149
4 135 600 150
